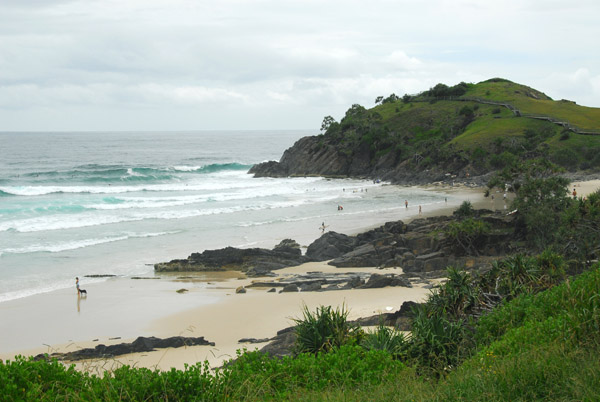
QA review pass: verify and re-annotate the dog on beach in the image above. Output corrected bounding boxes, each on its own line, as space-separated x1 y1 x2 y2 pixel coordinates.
79 289 87 295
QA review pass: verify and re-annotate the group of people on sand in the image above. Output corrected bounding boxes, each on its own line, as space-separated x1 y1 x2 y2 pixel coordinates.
404 199 422 215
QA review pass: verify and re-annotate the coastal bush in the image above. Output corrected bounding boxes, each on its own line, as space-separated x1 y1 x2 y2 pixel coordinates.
476 263 600 347
427 267 480 319
559 189 600 260
409 304 471 370
0 347 406 401
224 346 405 399
361 322 409 357
454 200 474 219
444 218 491 256
292 304 363 355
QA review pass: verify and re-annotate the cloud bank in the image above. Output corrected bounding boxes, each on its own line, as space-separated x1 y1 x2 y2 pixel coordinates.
0 0 598 131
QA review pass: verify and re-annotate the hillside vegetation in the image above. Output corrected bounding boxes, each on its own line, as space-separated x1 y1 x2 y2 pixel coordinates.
250 78 600 183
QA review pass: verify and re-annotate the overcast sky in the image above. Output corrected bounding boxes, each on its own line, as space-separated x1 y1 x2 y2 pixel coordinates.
1 0 599 131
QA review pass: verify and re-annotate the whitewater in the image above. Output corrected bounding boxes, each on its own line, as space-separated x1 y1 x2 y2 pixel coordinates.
0 131 453 303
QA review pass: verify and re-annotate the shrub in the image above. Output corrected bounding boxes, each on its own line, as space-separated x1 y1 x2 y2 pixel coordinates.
454 201 474 219
445 218 491 256
489 151 517 169
293 304 363 355
428 267 480 319
409 305 471 370
361 323 409 357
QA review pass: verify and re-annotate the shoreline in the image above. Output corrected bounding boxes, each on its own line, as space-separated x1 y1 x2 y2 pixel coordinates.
2 180 599 371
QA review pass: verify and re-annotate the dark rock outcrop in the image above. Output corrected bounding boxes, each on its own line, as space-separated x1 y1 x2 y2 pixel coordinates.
361 273 412 288
154 239 307 275
259 327 297 359
280 284 299 293
35 336 215 362
305 231 356 261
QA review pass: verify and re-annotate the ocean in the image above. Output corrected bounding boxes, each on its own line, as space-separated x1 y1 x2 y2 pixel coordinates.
0 131 451 303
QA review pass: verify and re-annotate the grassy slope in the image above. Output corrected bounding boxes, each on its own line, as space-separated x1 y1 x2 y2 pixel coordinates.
363 79 600 169
463 79 600 130
331 80 600 170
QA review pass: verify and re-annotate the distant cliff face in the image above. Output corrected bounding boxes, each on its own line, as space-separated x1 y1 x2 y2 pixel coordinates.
250 136 365 178
249 134 468 185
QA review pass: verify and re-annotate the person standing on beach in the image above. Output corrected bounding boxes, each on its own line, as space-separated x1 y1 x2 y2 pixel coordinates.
405 200 408 209
320 222 328 234
75 277 80 295
419 205 422 215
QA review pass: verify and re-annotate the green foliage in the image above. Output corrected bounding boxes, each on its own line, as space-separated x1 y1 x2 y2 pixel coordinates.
458 105 474 118
293 304 363 355
223 345 405 399
422 82 468 98
444 218 491 256
320 115 337 133
480 252 566 300
361 322 408 357
489 151 517 169
476 263 600 349
488 158 572 250
0 346 406 401
454 200 474 219
428 267 481 319
409 304 471 370
559 190 600 259
551 146 579 168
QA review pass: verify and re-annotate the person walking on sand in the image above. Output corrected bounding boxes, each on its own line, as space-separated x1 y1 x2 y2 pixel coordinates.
320 222 328 234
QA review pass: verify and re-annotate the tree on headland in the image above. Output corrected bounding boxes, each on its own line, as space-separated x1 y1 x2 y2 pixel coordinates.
487 158 570 249
320 115 337 133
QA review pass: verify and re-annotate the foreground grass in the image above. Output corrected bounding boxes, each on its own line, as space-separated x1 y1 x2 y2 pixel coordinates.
3 266 599 401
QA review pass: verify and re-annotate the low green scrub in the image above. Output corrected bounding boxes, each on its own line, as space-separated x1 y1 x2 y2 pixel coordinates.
361 323 408 357
476 263 600 348
0 345 405 401
293 304 363 355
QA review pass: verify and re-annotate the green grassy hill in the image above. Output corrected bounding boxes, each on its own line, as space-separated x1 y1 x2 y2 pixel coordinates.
322 78 600 176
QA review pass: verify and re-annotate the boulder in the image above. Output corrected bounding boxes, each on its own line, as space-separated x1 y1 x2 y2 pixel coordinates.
235 286 246 294
301 282 322 292
238 338 270 344
361 273 412 289
280 284 299 293
155 239 306 273
305 231 356 261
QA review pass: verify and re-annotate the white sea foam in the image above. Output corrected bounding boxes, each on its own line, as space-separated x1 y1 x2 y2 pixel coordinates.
0 175 338 197
0 197 313 232
1 231 179 255
172 165 203 172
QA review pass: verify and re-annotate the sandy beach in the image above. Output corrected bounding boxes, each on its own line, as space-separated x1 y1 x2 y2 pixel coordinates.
2 180 599 372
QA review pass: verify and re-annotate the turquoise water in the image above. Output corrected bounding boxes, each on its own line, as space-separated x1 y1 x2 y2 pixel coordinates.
0 131 450 302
